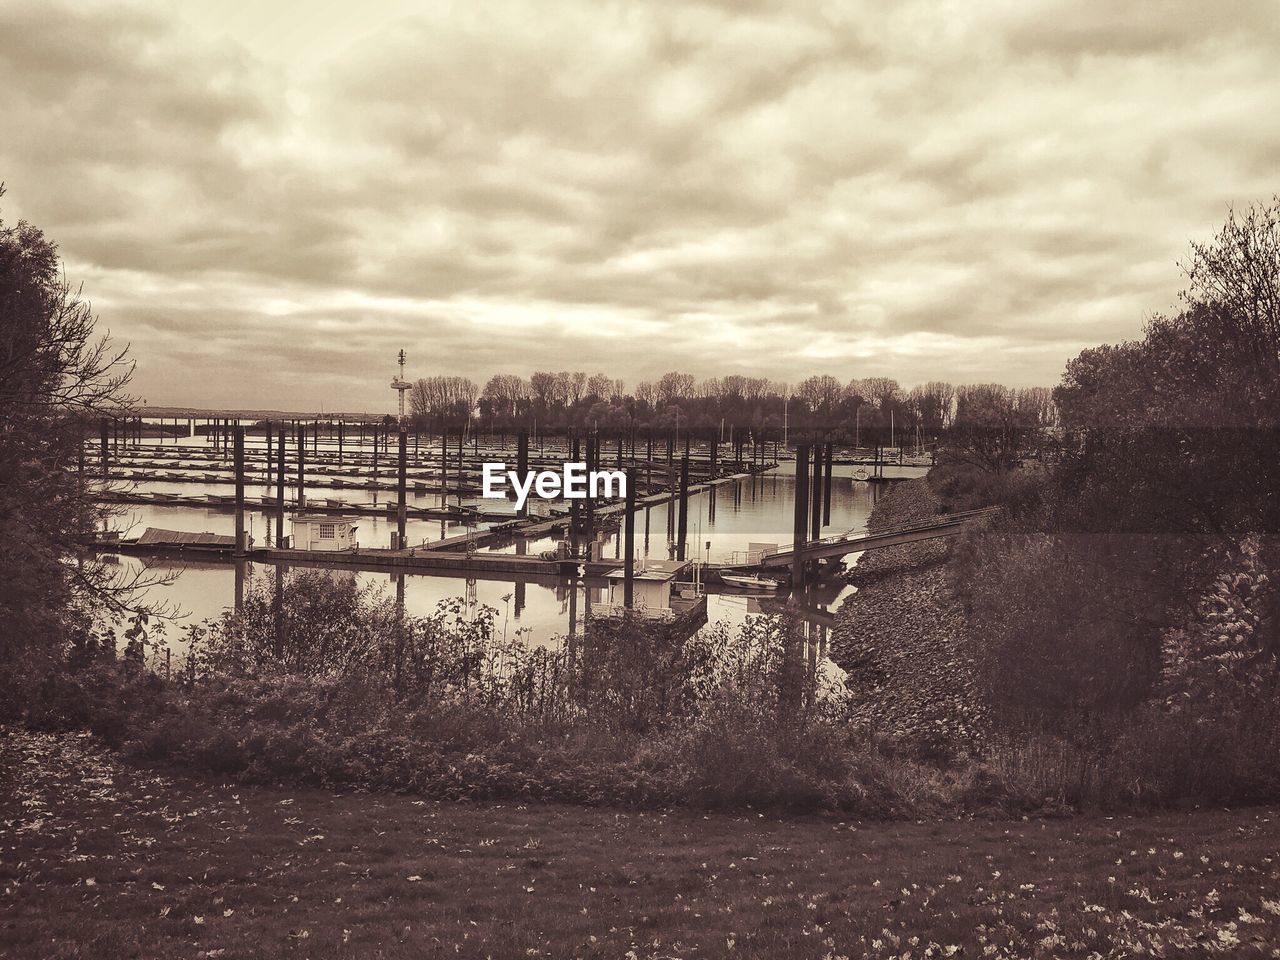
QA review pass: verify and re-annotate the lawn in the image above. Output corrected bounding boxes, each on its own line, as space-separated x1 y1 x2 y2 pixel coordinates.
2 728 1279 959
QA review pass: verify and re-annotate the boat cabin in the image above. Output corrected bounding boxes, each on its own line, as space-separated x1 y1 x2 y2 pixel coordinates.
289 515 359 552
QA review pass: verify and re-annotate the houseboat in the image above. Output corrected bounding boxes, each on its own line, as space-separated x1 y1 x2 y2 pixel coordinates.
599 559 707 630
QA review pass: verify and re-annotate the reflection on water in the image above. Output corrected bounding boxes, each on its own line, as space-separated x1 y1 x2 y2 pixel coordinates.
104 438 917 649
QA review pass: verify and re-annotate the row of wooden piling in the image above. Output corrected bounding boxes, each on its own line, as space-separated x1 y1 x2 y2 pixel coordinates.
95 414 786 464
96 416 778 611
791 442 837 590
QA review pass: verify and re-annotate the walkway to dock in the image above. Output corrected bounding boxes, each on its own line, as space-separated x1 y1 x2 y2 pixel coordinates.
744 507 1000 570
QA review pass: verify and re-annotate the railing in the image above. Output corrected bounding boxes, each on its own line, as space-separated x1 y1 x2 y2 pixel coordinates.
600 602 675 622
725 547 779 566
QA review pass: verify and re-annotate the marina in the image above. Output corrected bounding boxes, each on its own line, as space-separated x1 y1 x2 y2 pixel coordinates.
87 424 933 648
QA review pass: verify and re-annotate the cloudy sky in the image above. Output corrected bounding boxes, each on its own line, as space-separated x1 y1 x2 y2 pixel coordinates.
2 0 1277 411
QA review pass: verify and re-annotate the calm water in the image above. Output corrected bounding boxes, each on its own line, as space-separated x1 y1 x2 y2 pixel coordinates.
103 431 926 649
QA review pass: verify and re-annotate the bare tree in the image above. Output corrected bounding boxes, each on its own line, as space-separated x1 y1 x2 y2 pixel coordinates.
656 371 697 404
529 371 556 408
848 376 901 411
410 376 478 422
1015 386 1056 428
481 374 530 416
795 374 843 412
585 373 612 400
1184 196 1280 375
909 381 956 432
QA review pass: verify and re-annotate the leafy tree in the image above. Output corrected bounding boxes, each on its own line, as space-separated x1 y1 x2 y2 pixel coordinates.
947 384 1031 475
960 199 1280 733
1160 535 1279 712
0 186 137 660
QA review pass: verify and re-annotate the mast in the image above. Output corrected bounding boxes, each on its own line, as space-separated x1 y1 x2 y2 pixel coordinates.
782 388 788 447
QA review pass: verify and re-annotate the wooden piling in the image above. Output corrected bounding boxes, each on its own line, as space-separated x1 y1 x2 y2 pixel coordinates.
624 466 636 609
99 418 109 479
792 444 809 589
822 441 833 525
439 430 447 508
233 425 246 556
397 428 408 549
514 540 526 617
676 454 689 561
516 431 529 518
569 436 581 556
275 428 286 547
296 424 307 509
810 440 822 541
584 437 596 550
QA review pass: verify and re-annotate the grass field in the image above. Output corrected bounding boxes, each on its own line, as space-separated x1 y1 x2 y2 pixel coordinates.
3 728 1280 959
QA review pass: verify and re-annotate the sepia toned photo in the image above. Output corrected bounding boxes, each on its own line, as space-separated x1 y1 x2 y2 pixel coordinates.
2 1 1279 957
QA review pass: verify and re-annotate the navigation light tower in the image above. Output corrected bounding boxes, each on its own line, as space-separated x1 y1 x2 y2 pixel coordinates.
391 349 412 421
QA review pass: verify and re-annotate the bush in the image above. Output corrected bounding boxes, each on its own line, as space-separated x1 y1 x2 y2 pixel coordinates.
8 539 1280 820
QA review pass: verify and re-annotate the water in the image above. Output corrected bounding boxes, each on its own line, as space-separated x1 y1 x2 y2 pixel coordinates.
100 430 927 649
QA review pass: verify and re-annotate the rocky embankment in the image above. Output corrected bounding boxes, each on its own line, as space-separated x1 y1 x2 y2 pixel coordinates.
831 479 987 755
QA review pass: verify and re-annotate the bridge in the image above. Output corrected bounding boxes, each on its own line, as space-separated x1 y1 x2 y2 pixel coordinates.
739 507 1000 570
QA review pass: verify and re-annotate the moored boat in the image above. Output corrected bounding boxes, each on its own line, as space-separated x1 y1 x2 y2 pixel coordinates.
721 572 782 591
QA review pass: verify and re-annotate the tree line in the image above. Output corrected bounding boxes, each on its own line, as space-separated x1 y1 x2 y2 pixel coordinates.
409 367 1057 447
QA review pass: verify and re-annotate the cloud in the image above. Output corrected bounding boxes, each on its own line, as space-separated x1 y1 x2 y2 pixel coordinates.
1 0 1277 409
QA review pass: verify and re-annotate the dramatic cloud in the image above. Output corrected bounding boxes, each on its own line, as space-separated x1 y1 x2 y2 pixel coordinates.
2 0 1277 410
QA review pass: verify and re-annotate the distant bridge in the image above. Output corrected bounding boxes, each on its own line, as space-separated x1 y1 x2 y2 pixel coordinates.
739 507 1001 570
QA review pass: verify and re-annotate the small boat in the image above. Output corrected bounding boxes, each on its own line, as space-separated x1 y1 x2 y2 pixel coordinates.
851 468 870 482
721 573 782 591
